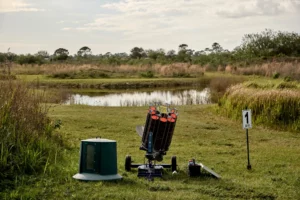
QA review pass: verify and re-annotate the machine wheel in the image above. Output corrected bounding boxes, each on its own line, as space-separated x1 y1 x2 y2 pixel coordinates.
125 155 132 171
171 156 177 172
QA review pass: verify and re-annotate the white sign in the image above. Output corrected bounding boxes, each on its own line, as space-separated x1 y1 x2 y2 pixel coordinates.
242 110 252 129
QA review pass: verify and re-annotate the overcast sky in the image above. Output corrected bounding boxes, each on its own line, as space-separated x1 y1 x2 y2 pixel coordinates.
0 0 299 55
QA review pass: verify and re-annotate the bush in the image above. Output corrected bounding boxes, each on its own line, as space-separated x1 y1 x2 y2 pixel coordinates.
272 72 280 79
51 69 110 79
140 70 154 78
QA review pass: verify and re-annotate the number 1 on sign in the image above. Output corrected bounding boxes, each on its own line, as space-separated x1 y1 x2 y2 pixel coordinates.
242 110 252 129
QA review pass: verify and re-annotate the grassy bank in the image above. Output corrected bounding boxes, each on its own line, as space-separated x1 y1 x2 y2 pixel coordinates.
17 72 249 92
1 104 299 199
219 82 300 131
18 75 205 89
0 80 64 192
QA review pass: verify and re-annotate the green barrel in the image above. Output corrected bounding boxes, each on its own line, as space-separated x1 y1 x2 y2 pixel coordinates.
73 138 122 181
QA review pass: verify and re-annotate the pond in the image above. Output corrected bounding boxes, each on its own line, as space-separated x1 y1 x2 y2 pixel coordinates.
64 88 211 106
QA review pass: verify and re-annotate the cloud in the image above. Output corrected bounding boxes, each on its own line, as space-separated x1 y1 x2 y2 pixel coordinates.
61 27 72 31
60 0 300 53
73 0 210 37
216 0 300 18
57 20 65 24
0 0 44 13
74 0 300 36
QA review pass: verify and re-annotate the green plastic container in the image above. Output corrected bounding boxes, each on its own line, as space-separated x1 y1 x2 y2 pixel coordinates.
73 138 122 181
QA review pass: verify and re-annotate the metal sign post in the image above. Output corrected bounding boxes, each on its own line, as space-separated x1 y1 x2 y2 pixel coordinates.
242 109 252 170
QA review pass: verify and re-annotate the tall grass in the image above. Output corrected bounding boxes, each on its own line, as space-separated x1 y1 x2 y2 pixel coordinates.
229 61 300 81
219 84 300 131
209 76 245 103
11 63 205 78
0 80 63 191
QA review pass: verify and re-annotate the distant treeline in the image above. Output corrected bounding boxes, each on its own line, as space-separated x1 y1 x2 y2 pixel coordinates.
1 29 300 68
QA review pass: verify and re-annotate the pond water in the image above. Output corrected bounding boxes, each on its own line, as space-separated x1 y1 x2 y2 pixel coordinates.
65 88 211 106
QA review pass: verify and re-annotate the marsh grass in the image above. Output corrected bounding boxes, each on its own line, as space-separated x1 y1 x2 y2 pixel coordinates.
231 61 300 81
11 63 205 78
0 80 64 191
219 83 300 131
209 76 246 103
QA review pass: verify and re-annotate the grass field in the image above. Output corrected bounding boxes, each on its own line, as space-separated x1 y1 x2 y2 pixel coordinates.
1 71 300 199
2 104 299 199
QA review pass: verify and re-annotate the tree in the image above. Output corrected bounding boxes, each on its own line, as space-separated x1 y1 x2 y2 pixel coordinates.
146 49 165 60
54 48 69 56
104 52 112 58
167 50 176 57
77 46 92 57
53 48 69 61
177 44 193 62
211 42 223 53
194 50 206 56
114 52 128 58
0 49 17 76
178 44 188 51
35 50 50 59
130 47 146 59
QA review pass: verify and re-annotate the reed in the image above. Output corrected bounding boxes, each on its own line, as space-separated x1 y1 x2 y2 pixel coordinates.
219 84 300 131
0 80 64 190
209 76 245 103
232 61 300 81
11 63 205 78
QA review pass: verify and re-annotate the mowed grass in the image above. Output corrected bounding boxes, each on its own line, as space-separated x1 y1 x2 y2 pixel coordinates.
5 104 300 199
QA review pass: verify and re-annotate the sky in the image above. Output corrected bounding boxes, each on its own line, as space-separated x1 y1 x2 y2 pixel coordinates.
0 0 299 55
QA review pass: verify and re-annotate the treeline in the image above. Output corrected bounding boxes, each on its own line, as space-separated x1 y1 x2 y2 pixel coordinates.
1 29 300 67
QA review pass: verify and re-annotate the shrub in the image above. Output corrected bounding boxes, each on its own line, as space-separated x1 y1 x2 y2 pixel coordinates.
172 72 191 77
140 70 154 78
272 72 280 79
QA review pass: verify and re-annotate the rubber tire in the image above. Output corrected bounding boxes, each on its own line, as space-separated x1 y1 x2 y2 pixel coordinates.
171 156 177 172
125 155 132 171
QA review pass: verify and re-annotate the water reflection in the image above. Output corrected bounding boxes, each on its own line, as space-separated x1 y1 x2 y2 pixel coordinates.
65 88 211 106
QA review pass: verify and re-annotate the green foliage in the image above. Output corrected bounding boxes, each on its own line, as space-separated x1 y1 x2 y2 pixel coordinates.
0 81 64 191
172 72 191 77
272 72 280 79
219 84 300 131
17 54 45 65
77 46 92 57
235 29 300 62
35 50 50 59
276 82 298 89
53 48 69 61
284 76 292 82
139 70 154 78
51 69 110 79
0 52 18 65
130 47 146 59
